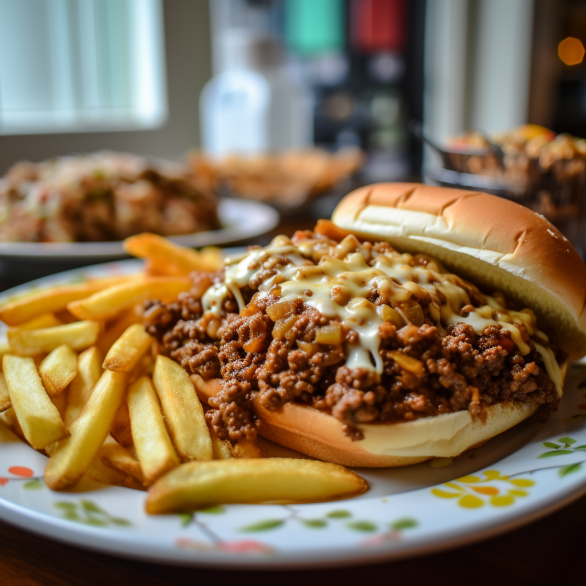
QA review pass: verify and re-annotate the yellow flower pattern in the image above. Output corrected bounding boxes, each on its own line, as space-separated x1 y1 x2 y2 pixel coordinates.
431 470 535 508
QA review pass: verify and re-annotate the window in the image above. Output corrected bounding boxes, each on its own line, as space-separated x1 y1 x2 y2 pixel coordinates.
0 0 167 135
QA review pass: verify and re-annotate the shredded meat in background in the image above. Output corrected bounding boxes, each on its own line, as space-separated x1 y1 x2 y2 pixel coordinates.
144 232 562 443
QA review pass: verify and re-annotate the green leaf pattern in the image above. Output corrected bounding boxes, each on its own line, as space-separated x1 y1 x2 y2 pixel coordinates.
54 500 131 528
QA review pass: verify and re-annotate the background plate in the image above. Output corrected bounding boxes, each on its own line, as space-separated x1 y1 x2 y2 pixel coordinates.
1 261 586 569
0 198 279 263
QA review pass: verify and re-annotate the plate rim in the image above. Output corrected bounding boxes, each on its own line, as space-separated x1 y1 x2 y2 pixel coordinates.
1 468 585 570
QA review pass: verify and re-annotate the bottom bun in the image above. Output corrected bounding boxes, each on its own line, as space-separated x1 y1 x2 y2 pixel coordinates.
191 374 538 468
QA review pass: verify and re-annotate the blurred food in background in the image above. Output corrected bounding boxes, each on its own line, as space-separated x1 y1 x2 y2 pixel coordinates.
0 152 219 243
425 124 586 255
204 0 423 184
189 148 363 209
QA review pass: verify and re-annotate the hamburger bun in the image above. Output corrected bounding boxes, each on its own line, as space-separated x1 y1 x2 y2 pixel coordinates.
332 182 586 361
187 183 583 467
192 374 539 467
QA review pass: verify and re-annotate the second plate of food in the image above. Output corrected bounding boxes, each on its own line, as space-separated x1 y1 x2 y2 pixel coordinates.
0 198 278 264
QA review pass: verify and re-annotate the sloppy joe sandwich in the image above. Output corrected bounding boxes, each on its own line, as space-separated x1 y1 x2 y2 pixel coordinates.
143 183 586 467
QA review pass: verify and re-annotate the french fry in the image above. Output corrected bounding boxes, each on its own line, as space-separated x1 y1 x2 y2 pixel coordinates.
111 402 133 445
49 437 144 490
50 390 67 419
103 324 153 373
128 352 155 383
0 415 20 442
99 435 146 485
146 459 369 514
1 407 26 442
152 356 212 462
97 308 142 355
3 355 68 449
127 376 180 483
64 346 102 427
53 309 79 324
39 345 78 397
208 424 233 460
67 278 191 321
0 281 119 326
12 313 62 331
144 257 180 277
0 372 11 412
7 321 100 356
0 341 10 366
83 274 141 287
230 439 262 459
44 370 128 490
85 458 145 491
124 233 222 274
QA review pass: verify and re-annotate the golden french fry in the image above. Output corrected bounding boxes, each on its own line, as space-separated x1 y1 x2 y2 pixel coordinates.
99 435 146 485
230 439 262 459
50 390 67 419
85 458 145 491
143 257 179 277
0 372 11 412
146 458 369 514
128 376 180 483
44 369 128 490
111 402 133 446
13 313 62 331
64 346 102 427
206 419 233 460
3 355 68 449
103 324 153 373
83 274 141 287
7 321 100 356
128 352 155 383
97 308 142 356
0 341 10 366
1 406 26 442
39 345 78 397
152 355 212 462
0 282 118 327
124 233 222 274
0 414 20 441
67 278 191 321
44 433 142 489
53 309 79 324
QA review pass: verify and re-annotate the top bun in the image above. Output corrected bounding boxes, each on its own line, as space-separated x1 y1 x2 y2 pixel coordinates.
332 182 586 361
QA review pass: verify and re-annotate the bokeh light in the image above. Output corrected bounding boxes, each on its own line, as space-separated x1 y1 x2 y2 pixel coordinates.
558 37 585 66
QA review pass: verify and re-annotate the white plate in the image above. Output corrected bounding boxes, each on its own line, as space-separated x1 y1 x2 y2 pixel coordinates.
1 262 586 569
0 199 279 263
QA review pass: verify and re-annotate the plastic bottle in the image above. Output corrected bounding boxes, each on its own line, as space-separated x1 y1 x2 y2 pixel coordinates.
200 30 312 157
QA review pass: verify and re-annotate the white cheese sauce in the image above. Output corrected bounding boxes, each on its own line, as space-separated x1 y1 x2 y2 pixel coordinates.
201 234 563 397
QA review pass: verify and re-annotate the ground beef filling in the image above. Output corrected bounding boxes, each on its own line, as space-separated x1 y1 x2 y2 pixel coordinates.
144 289 560 443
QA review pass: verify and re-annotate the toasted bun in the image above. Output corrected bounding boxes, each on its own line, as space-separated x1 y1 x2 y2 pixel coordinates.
190 185 581 467
192 375 540 467
332 183 586 360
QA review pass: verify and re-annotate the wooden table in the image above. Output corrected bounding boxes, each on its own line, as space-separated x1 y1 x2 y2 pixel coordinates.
1 215 585 584
1 492 585 585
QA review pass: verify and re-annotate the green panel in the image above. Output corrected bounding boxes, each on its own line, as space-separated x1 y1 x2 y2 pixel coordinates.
285 0 345 55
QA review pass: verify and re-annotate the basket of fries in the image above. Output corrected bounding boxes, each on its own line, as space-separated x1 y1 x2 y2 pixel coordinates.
426 125 586 256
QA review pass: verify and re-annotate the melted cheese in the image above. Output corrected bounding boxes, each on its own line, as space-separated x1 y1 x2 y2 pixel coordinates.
202 235 563 394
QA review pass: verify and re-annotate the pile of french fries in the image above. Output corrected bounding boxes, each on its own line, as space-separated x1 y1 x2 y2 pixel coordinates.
0 233 367 513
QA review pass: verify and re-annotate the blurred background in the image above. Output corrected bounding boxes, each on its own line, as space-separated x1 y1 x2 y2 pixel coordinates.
1 0 586 259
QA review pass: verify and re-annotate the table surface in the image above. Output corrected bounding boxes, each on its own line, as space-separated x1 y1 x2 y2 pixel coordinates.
1 214 585 584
